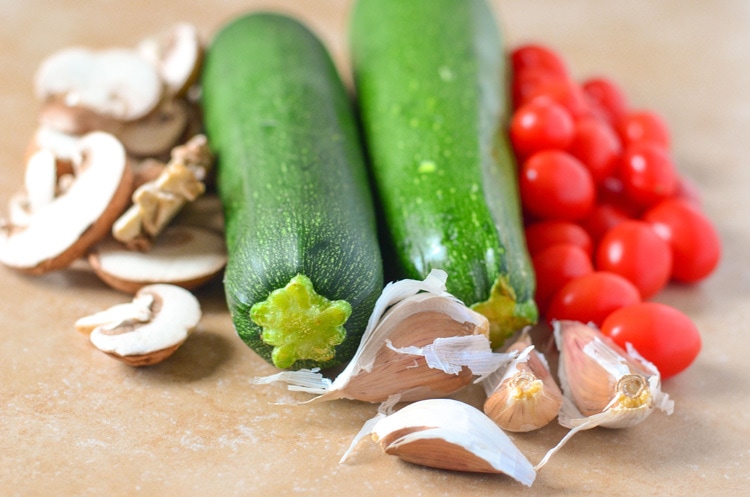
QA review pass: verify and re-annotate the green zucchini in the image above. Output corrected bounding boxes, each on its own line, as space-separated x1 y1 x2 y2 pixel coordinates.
350 0 537 347
202 13 383 370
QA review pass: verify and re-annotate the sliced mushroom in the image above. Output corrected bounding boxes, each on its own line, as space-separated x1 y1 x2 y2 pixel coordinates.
26 125 84 167
34 47 163 122
88 225 226 293
75 283 202 366
112 134 213 247
137 23 204 98
117 99 190 159
0 132 134 274
37 99 123 136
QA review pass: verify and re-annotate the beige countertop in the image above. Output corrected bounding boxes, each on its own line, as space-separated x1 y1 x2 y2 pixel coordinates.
1 1 748 495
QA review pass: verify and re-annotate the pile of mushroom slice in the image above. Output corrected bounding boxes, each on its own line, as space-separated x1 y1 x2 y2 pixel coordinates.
0 23 226 292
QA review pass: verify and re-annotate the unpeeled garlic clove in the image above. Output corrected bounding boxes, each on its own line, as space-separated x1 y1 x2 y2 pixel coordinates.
253 270 513 404
482 330 562 432
370 398 536 486
555 319 673 427
534 320 674 470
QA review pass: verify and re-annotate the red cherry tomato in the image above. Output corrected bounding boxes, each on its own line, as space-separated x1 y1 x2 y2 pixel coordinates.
617 110 671 148
595 220 672 299
642 199 721 283
512 67 564 109
580 203 632 246
601 302 701 379
546 271 641 327
526 79 591 119
567 116 622 184
525 220 594 257
519 150 596 221
510 99 575 158
511 44 569 79
619 142 678 208
582 77 629 125
532 244 594 315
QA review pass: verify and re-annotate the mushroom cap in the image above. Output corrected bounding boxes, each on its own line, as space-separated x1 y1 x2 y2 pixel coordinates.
89 283 202 360
88 225 227 293
34 47 163 122
0 132 133 274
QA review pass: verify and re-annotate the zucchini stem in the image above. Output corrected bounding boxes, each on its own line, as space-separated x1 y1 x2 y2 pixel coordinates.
250 274 352 369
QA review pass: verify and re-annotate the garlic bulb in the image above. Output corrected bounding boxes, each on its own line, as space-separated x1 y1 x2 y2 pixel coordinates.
253 270 515 404
482 330 562 432
370 398 536 486
535 320 674 470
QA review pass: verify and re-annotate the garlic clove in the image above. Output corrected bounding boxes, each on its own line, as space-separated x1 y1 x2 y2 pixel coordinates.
554 319 673 426
482 330 562 432
534 320 673 470
370 398 536 486
253 270 513 404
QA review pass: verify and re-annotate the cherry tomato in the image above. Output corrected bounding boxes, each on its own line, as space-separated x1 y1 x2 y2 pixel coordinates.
511 44 569 79
546 271 641 327
595 220 672 299
601 302 701 379
512 67 564 109
510 99 575 158
642 199 721 283
617 110 671 148
596 176 645 218
525 220 594 257
619 141 678 208
582 77 629 125
519 150 596 221
567 116 622 184
526 79 591 119
532 244 594 315
580 203 632 246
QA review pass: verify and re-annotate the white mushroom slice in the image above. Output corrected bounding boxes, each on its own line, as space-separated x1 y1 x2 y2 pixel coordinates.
34 47 163 122
88 225 226 294
27 126 83 167
24 149 57 212
84 284 202 366
137 23 203 97
371 398 536 486
74 291 155 334
0 132 133 274
117 99 189 158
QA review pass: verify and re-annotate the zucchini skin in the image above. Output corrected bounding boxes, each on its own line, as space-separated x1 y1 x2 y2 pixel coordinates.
202 13 383 369
350 0 537 346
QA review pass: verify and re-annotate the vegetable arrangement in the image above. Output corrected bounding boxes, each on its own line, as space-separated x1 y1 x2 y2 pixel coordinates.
0 0 724 488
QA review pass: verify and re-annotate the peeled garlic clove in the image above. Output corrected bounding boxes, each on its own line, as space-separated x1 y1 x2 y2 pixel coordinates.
371 398 536 486
482 330 562 432
534 320 673 470
253 270 512 404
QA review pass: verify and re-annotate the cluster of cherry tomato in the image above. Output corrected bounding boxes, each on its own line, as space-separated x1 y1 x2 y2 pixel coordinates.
509 44 720 379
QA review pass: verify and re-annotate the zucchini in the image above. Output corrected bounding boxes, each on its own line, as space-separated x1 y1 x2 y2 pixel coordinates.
350 0 537 347
202 13 383 370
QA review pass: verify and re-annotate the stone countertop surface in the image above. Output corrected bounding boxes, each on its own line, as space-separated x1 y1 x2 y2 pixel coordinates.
1 1 748 495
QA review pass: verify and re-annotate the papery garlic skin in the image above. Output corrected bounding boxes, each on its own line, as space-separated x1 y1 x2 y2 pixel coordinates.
482 331 562 432
371 398 536 486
